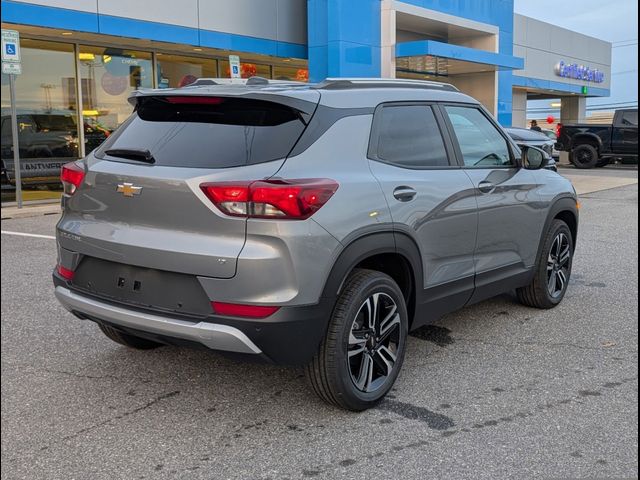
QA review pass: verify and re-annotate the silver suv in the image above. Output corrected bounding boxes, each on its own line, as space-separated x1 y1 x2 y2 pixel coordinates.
54 78 578 411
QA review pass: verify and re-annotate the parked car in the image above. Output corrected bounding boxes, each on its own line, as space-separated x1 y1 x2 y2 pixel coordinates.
540 129 561 159
0 113 109 188
53 78 579 411
556 108 638 168
505 127 557 171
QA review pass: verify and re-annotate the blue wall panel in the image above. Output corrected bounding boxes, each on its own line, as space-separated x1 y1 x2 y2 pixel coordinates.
308 0 382 81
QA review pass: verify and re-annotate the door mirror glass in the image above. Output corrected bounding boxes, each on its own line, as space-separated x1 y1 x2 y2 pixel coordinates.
523 145 548 170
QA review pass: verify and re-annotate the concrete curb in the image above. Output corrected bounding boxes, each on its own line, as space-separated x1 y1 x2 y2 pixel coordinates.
1 204 61 220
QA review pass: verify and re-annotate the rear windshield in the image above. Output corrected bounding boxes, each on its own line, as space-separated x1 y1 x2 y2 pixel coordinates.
95 96 306 168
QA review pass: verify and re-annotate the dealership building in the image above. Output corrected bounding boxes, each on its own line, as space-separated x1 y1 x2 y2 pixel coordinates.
1 0 611 203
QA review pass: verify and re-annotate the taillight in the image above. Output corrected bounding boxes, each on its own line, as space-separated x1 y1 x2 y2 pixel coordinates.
56 264 75 281
61 162 85 195
212 301 279 319
200 179 338 220
556 123 563 138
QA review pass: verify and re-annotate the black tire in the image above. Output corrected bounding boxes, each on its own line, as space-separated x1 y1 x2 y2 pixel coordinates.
305 269 408 411
517 219 574 309
571 144 599 169
98 323 163 350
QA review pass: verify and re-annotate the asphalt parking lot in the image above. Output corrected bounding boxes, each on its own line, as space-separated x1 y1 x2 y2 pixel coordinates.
1 171 638 479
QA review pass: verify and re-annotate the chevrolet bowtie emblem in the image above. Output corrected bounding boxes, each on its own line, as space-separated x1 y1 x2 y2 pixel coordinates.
117 183 142 197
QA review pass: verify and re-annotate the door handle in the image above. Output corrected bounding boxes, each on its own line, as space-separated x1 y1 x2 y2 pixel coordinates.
477 181 495 194
393 186 417 202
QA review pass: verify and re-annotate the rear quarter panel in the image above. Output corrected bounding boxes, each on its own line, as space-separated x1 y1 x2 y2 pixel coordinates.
224 114 393 306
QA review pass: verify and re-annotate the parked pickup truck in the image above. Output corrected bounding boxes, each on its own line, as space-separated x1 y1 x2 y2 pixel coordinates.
556 108 638 168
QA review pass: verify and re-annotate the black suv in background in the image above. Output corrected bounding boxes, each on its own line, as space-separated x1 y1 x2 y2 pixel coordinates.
1 113 108 190
556 108 638 168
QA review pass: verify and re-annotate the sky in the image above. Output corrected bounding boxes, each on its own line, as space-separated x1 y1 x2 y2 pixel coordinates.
513 0 638 116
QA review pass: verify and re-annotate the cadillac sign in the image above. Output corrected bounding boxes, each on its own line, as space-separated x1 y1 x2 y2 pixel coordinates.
555 60 605 83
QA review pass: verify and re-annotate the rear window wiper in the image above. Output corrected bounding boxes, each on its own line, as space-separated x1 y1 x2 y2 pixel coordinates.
104 148 155 164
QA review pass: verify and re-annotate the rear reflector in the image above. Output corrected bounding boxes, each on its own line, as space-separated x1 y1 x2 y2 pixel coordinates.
61 162 85 195
212 302 280 319
56 264 75 281
200 179 338 220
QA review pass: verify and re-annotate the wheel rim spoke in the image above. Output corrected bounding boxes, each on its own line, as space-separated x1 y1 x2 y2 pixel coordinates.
348 345 366 358
348 292 402 393
556 269 567 291
558 245 571 266
548 270 557 295
379 305 399 335
349 330 367 346
355 353 374 391
547 232 571 298
554 235 563 258
365 293 380 330
375 345 397 376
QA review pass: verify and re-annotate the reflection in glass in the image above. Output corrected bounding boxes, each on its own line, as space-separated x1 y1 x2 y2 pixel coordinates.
156 53 217 88
273 65 308 82
219 60 271 79
78 46 152 136
1 39 79 204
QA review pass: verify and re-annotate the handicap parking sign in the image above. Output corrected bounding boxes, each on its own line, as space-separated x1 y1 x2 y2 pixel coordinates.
229 55 241 79
2 29 21 63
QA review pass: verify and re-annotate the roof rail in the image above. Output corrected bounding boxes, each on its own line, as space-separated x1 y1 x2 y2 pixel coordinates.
245 76 270 85
183 77 307 88
315 78 459 92
189 78 219 86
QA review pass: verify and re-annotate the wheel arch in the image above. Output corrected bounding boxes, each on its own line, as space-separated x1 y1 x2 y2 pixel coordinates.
320 231 423 328
571 134 602 152
535 196 579 267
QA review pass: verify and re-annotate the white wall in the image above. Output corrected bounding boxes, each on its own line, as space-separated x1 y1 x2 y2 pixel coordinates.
9 0 308 45
514 14 611 90
448 72 497 114
512 90 527 127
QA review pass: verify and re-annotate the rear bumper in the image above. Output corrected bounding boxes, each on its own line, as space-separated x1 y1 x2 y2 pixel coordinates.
55 285 262 354
53 276 334 365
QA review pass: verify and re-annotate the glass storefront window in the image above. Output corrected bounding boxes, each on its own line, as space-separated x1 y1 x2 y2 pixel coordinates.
219 60 271 79
156 53 217 88
78 46 152 140
1 39 79 204
273 65 308 82
1 35 308 206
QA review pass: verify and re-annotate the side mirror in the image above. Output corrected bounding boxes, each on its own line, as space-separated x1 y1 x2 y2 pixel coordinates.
522 145 549 170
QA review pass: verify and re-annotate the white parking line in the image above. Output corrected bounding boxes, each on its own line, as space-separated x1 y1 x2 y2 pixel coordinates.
1 230 56 240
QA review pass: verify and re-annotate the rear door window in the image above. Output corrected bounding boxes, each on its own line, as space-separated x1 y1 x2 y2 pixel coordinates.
369 104 451 168
95 96 307 168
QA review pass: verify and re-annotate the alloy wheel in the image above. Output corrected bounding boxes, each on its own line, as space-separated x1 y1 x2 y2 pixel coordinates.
347 292 402 393
578 149 593 164
547 232 571 298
